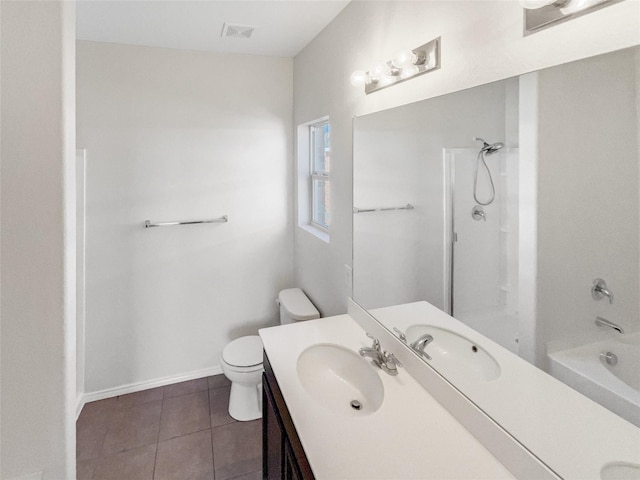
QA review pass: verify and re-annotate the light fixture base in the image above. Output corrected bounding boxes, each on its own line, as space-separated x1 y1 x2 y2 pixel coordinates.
364 37 441 95
524 0 621 35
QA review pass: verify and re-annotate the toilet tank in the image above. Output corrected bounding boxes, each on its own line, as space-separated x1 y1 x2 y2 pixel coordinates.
278 288 320 324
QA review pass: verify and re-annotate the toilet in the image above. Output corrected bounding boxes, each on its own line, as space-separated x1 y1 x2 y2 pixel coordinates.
220 288 320 421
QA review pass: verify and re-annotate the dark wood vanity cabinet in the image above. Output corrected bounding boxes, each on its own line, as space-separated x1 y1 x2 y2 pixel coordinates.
263 352 314 480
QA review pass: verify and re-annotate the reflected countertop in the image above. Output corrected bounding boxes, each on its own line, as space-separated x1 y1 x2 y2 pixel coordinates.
368 301 640 480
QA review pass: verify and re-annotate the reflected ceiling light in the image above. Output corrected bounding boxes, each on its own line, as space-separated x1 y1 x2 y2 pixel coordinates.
521 0 620 34
350 37 441 95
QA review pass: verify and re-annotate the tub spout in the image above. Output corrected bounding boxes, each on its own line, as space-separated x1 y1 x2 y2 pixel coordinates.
595 316 624 334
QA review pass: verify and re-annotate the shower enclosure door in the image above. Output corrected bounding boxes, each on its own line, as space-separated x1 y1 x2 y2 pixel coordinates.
444 148 519 353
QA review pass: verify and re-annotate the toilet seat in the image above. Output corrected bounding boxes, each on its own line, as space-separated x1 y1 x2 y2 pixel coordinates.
222 335 263 368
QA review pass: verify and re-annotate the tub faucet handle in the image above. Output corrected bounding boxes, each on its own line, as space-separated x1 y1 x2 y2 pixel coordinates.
592 278 614 304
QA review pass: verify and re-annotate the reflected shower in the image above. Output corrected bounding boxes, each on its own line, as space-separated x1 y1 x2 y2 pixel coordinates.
473 137 504 205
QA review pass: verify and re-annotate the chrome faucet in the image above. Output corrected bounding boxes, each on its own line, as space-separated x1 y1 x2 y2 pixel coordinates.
359 333 402 376
595 316 624 334
592 278 614 304
410 333 434 360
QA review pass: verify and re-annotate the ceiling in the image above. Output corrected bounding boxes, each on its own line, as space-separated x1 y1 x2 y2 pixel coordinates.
76 0 350 58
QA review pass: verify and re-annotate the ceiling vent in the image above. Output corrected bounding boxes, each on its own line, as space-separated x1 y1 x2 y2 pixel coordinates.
221 23 255 39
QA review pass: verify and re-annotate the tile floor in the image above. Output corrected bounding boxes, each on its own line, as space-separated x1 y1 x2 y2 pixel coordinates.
77 375 262 480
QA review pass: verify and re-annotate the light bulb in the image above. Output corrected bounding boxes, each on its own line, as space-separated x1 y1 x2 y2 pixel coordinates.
370 62 391 79
559 0 602 14
350 70 369 87
400 65 419 79
519 0 557 8
391 49 417 68
377 74 396 87
424 51 436 70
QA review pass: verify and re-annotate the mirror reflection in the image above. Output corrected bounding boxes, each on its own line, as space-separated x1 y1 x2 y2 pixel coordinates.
353 46 639 430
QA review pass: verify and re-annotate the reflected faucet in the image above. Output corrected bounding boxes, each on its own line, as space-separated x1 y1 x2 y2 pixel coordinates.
410 334 434 360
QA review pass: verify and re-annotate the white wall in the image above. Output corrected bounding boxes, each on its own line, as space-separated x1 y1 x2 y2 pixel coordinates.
77 41 294 395
536 48 640 355
1 1 76 479
293 0 640 317
76 150 87 413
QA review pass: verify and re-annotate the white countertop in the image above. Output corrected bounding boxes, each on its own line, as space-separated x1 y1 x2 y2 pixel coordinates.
259 314 517 479
369 301 640 480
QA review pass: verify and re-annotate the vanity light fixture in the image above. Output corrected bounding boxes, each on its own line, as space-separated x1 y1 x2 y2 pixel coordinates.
521 0 621 35
350 37 440 95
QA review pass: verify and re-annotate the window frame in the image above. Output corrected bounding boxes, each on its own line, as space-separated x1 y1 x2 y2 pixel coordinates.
309 120 331 233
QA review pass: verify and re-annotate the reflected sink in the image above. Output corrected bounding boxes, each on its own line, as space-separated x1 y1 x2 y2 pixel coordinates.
297 343 384 416
405 325 501 381
601 462 640 480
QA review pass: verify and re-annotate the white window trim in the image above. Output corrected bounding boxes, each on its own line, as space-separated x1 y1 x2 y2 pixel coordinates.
297 116 330 243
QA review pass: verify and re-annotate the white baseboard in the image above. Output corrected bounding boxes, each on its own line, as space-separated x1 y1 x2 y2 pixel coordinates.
77 365 224 417
5 472 43 480
76 393 85 420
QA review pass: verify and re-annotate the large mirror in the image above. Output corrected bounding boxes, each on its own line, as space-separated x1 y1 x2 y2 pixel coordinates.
353 45 639 468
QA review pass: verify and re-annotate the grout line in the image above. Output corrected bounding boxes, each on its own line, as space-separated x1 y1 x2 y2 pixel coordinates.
209 388 217 479
151 393 165 479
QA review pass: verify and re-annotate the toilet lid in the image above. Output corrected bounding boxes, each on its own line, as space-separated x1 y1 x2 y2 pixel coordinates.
222 335 263 368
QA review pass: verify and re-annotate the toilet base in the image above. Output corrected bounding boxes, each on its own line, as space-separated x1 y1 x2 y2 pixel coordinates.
228 381 263 421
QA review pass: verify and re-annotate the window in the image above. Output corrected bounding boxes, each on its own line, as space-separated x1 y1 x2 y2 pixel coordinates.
310 121 331 231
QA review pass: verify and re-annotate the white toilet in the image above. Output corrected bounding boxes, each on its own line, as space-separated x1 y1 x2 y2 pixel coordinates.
220 288 320 421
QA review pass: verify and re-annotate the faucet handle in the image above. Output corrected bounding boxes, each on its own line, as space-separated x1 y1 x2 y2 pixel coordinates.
365 332 381 349
380 351 402 376
393 327 407 343
384 351 402 367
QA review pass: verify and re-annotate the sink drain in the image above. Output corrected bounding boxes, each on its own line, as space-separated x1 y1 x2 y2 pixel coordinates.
350 400 362 411
471 345 478 353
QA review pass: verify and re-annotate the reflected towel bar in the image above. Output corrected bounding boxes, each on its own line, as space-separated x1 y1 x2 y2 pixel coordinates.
144 215 228 228
353 204 414 214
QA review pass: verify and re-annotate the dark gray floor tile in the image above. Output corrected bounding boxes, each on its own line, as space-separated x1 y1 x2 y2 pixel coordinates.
92 444 156 480
154 429 214 480
163 378 208 399
117 387 164 409
77 398 118 461
207 374 231 390
209 387 235 428
79 397 118 422
211 420 262 480
228 469 262 480
77 457 98 480
101 400 162 455
159 390 210 441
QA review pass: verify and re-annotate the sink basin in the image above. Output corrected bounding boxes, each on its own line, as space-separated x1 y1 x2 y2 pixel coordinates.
297 343 384 416
601 462 640 480
405 325 501 381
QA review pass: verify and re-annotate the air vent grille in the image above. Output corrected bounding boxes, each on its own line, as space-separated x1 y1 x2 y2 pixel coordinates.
221 23 255 39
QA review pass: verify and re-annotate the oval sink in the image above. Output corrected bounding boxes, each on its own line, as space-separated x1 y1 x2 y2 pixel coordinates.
601 462 640 480
405 325 501 382
297 343 384 416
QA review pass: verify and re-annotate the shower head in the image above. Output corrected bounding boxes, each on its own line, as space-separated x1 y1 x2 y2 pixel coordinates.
473 137 504 155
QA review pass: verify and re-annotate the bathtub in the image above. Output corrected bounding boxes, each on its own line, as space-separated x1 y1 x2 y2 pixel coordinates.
548 332 640 427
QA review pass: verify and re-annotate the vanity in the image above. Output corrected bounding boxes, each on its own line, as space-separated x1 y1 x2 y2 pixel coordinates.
260 310 548 479
262 349 314 479
260 300 640 479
